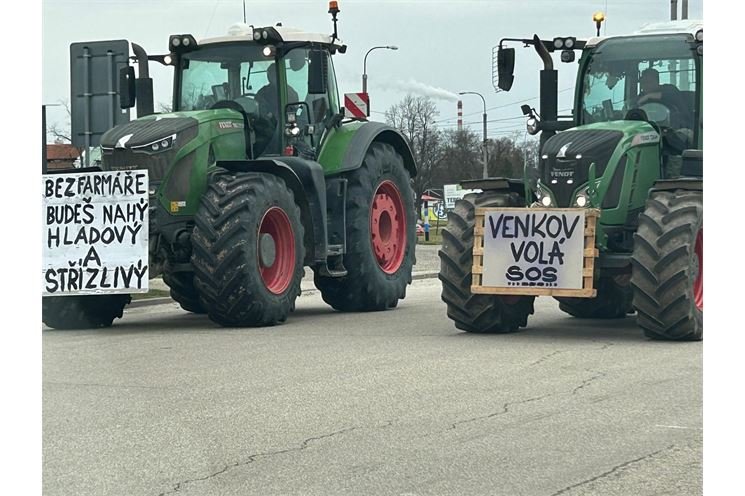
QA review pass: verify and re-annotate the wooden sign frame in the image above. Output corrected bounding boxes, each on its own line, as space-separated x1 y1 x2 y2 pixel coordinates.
471 208 599 298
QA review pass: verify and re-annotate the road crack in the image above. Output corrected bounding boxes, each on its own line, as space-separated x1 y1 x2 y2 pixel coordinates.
548 445 675 495
156 421 395 495
529 350 566 367
571 370 607 395
448 394 553 430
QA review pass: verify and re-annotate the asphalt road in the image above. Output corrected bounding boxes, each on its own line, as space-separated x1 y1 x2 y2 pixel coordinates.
43 277 702 496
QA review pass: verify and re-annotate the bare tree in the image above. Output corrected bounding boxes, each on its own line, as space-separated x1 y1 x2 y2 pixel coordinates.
433 128 482 187
385 95 444 215
47 99 72 143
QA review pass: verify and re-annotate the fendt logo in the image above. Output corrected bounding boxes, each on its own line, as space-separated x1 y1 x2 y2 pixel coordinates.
550 170 574 178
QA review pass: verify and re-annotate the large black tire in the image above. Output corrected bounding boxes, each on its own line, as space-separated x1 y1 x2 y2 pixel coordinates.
313 142 415 311
438 191 535 333
555 276 633 319
191 171 305 327
42 294 131 330
631 190 703 340
162 267 205 314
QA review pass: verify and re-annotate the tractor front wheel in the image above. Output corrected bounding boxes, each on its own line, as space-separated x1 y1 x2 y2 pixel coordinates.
314 142 415 311
191 171 304 327
438 191 535 333
42 294 131 329
630 189 703 340
162 267 205 314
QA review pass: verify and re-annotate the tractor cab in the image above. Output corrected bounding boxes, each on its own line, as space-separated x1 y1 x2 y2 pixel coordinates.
170 25 345 159
576 22 702 165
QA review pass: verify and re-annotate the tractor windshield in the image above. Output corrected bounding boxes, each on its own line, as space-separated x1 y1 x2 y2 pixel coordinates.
579 34 699 134
177 44 277 116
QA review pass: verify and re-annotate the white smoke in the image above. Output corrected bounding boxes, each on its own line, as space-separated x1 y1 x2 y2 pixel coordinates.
378 78 459 102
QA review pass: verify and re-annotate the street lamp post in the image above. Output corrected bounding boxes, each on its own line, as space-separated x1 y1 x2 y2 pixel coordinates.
459 91 488 179
362 45 398 94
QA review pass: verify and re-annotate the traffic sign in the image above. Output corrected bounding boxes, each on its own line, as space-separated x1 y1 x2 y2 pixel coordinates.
344 92 369 119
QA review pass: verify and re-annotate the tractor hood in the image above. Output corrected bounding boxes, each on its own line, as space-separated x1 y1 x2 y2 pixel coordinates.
100 109 241 150
536 120 658 207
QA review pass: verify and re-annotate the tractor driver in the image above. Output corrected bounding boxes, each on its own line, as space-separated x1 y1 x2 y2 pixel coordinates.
636 68 693 177
255 63 300 120
636 68 691 126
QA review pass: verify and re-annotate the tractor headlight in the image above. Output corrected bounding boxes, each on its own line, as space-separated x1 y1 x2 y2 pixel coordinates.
574 187 592 207
534 181 555 207
132 134 177 154
526 117 539 135
695 29 703 42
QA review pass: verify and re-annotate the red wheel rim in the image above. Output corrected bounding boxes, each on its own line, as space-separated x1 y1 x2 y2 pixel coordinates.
258 207 295 295
693 227 703 311
370 180 407 274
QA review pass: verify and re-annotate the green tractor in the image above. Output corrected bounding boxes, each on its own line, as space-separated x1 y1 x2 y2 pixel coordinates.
439 20 703 340
42 3 417 329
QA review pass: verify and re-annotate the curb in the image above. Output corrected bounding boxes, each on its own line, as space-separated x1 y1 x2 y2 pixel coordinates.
128 271 440 309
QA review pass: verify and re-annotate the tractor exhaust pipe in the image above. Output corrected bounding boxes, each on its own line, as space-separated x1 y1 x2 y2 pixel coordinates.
131 43 154 117
533 35 558 146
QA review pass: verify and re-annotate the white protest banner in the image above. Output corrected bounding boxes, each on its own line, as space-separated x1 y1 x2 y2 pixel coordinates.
42 170 149 295
444 183 479 210
482 209 586 290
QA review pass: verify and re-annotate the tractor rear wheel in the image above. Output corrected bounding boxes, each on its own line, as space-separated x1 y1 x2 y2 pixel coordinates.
42 294 131 329
555 276 633 319
438 191 535 333
191 171 304 327
162 267 205 313
314 142 415 311
630 189 703 340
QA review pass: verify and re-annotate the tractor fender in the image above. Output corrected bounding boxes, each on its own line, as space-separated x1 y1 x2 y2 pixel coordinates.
326 122 417 178
216 159 328 266
650 178 703 193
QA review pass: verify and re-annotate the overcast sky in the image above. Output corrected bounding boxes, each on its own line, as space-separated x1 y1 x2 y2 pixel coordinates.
42 0 703 141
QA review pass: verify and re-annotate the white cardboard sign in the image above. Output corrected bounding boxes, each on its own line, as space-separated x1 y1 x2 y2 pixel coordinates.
444 183 479 210
42 170 149 295
482 210 586 290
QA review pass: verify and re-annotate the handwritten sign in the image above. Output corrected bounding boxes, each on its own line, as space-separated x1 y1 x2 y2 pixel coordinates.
482 210 586 290
42 170 149 295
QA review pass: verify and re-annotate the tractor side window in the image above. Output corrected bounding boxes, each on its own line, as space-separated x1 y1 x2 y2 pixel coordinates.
326 56 340 116
284 49 309 104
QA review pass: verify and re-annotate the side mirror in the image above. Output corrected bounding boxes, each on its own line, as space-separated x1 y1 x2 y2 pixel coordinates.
308 50 328 95
497 47 515 92
119 66 136 109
